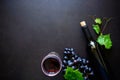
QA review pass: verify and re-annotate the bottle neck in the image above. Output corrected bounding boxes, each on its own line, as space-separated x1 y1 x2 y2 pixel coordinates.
82 26 94 42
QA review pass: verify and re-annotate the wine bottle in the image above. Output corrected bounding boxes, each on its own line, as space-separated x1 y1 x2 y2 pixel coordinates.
80 21 109 80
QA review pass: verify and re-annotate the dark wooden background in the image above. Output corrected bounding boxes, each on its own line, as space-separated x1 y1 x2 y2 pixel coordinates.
0 0 120 80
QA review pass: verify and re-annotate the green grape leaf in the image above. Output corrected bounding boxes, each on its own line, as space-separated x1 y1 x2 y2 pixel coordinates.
97 34 112 49
64 66 84 80
93 24 100 34
95 18 102 24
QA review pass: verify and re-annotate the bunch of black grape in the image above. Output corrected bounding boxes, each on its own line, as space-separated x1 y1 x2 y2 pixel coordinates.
62 48 94 80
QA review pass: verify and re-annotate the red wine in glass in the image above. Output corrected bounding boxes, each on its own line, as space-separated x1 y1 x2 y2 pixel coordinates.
41 52 62 76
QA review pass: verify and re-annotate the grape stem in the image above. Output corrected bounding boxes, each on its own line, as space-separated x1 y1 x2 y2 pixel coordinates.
101 18 112 33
